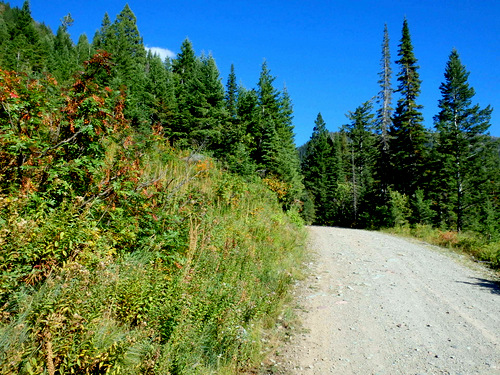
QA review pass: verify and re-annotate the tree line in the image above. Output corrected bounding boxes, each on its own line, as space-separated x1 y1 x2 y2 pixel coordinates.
0 1 303 208
301 20 499 238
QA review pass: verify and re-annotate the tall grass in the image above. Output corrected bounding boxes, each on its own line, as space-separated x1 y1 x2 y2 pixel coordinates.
0 146 306 374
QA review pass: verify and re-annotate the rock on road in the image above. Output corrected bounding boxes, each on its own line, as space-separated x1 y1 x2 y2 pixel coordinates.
278 226 500 375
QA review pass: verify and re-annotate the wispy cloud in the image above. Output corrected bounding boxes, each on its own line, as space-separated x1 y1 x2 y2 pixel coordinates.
146 46 176 60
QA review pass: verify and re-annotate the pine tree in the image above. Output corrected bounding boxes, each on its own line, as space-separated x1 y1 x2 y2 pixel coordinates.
172 44 226 148
76 34 93 65
51 14 78 82
329 131 352 226
343 100 376 225
196 53 226 146
111 5 146 83
220 66 255 175
92 12 112 51
112 5 148 129
254 60 280 167
375 24 392 200
434 49 493 231
232 86 259 175
225 64 238 119
302 113 331 224
390 18 427 195
251 62 303 206
274 86 303 205
376 24 392 149
0 4 11 68
144 51 176 130
171 38 198 144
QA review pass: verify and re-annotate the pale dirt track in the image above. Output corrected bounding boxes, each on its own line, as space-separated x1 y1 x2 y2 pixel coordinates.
274 226 500 375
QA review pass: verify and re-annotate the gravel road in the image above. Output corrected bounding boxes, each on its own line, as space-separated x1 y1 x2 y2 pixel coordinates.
275 226 500 375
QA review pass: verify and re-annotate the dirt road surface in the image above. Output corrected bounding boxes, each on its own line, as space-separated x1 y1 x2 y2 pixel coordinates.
275 226 500 375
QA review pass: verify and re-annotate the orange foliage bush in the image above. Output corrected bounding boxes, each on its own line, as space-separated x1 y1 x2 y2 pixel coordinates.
436 230 459 247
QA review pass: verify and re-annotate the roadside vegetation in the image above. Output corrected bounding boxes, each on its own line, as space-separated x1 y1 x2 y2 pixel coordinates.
386 225 500 269
0 46 306 374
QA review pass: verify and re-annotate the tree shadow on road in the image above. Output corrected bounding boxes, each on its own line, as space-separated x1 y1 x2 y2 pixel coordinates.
457 277 500 296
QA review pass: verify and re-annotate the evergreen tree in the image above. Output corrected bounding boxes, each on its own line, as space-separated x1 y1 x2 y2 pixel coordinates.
51 13 78 82
343 100 376 225
110 5 148 129
433 49 493 231
390 18 427 195
376 24 392 148
254 60 280 167
302 113 331 224
144 51 176 131
375 24 392 200
220 66 255 175
196 53 226 146
172 43 226 148
76 33 93 65
273 86 303 205
329 131 352 226
92 12 112 50
252 62 303 205
0 4 11 68
171 38 198 144
225 63 238 119
111 5 147 84
231 86 259 175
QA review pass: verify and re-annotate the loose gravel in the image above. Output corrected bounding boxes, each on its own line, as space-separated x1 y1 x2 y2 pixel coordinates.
272 226 500 375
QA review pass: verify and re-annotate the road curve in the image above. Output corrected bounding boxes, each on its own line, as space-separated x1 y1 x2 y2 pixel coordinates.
278 226 500 375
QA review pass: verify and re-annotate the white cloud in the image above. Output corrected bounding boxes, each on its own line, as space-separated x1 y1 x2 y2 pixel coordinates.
146 46 176 60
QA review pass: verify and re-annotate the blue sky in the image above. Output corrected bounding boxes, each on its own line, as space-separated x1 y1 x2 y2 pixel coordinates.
13 0 500 146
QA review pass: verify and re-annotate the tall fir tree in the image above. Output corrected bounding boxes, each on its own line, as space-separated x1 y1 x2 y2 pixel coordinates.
144 51 176 131
3 1 48 73
172 44 226 148
171 38 198 144
51 13 78 82
274 86 303 205
390 18 427 196
252 62 303 205
225 64 238 119
196 53 226 147
75 34 93 65
343 100 377 225
111 5 148 129
375 24 393 199
220 66 255 175
92 12 112 51
254 60 280 167
302 113 331 224
433 49 494 232
111 4 147 83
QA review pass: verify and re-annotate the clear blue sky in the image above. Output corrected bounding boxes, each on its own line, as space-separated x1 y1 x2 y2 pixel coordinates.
13 0 500 146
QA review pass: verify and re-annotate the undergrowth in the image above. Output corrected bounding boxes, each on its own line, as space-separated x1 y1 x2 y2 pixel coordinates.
0 146 306 374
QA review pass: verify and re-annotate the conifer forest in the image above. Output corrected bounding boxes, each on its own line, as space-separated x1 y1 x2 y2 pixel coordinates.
0 2 498 373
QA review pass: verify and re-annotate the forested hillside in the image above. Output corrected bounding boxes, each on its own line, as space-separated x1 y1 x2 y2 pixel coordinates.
0 1 304 205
